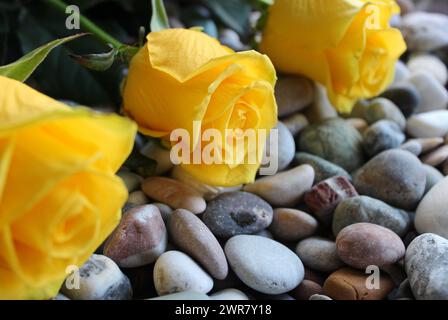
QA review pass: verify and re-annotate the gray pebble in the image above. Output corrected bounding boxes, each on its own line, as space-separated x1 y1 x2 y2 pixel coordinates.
362 120 405 157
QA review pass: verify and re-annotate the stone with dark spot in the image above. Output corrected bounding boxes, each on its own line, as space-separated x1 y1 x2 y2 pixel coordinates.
304 176 358 225
203 192 273 238
405 233 448 300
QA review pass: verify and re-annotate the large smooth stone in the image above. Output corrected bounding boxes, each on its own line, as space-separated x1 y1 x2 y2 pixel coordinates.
336 223 406 269
168 209 228 279
294 152 351 183
225 235 304 294
153 251 213 296
333 196 410 237
295 237 344 273
275 75 314 117
298 118 364 172
104 205 167 267
244 165 314 207
405 233 448 300
408 71 448 113
353 149 426 210
400 12 448 51
415 177 448 239
141 177 206 214
203 192 273 238
61 254 132 300
407 110 448 138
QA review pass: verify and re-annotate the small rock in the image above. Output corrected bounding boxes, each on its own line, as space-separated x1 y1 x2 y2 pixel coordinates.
304 176 358 225
421 145 448 167
323 267 395 300
400 12 448 51
61 254 132 300
153 251 214 296
408 54 448 86
291 280 323 300
408 71 448 113
294 152 351 184
333 196 410 237
345 118 369 133
269 208 318 242
336 223 406 269
415 137 445 153
117 171 143 192
282 113 309 136
309 294 332 301
262 122 295 173
210 289 249 300
149 291 211 300
298 118 365 172
295 237 345 273
422 164 444 194
140 141 173 175
364 98 407 130
407 111 448 138
400 140 422 155
362 120 405 157
168 209 228 280
104 205 167 267
405 233 448 300
353 149 426 210
415 177 448 239
225 235 304 294
381 84 420 117
275 75 314 117
244 165 314 207
127 190 148 206
203 192 273 238
141 177 206 214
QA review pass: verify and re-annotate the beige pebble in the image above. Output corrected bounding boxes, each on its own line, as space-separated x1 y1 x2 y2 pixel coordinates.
282 113 309 136
345 118 368 133
421 145 448 167
142 177 206 214
127 190 148 206
269 208 318 242
415 137 444 153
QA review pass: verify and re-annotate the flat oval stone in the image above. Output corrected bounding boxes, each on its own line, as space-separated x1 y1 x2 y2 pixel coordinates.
295 237 344 273
203 192 273 238
294 152 351 183
104 205 167 267
336 223 405 269
405 233 448 300
244 165 314 207
323 267 395 300
333 196 410 237
298 118 365 172
153 251 214 296
61 254 132 300
225 235 304 294
141 177 206 214
168 209 228 279
353 149 426 210
269 208 318 242
407 110 448 138
362 120 405 157
415 177 448 239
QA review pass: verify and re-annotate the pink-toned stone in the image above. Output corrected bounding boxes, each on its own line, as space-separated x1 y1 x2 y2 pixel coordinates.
104 205 167 267
304 176 358 224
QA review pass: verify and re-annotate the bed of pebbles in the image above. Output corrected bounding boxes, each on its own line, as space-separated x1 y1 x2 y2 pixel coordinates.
56 3 448 300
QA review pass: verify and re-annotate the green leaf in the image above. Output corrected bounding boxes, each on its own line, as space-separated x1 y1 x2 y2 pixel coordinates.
0 33 85 81
70 46 117 71
201 0 252 35
150 0 170 32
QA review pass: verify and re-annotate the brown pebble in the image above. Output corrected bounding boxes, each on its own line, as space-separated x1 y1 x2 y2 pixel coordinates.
269 208 318 242
323 267 395 300
304 176 358 224
290 280 323 300
421 145 448 166
142 177 206 214
304 268 327 286
336 223 405 269
415 137 444 153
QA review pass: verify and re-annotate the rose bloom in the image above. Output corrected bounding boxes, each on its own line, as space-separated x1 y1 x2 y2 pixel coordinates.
123 29 277 187
260 0 406 113
0 76 136 299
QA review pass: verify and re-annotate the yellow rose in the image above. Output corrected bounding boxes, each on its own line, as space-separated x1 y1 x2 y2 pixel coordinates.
0 76 136 299
260 0 407 113
123 29 277 187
